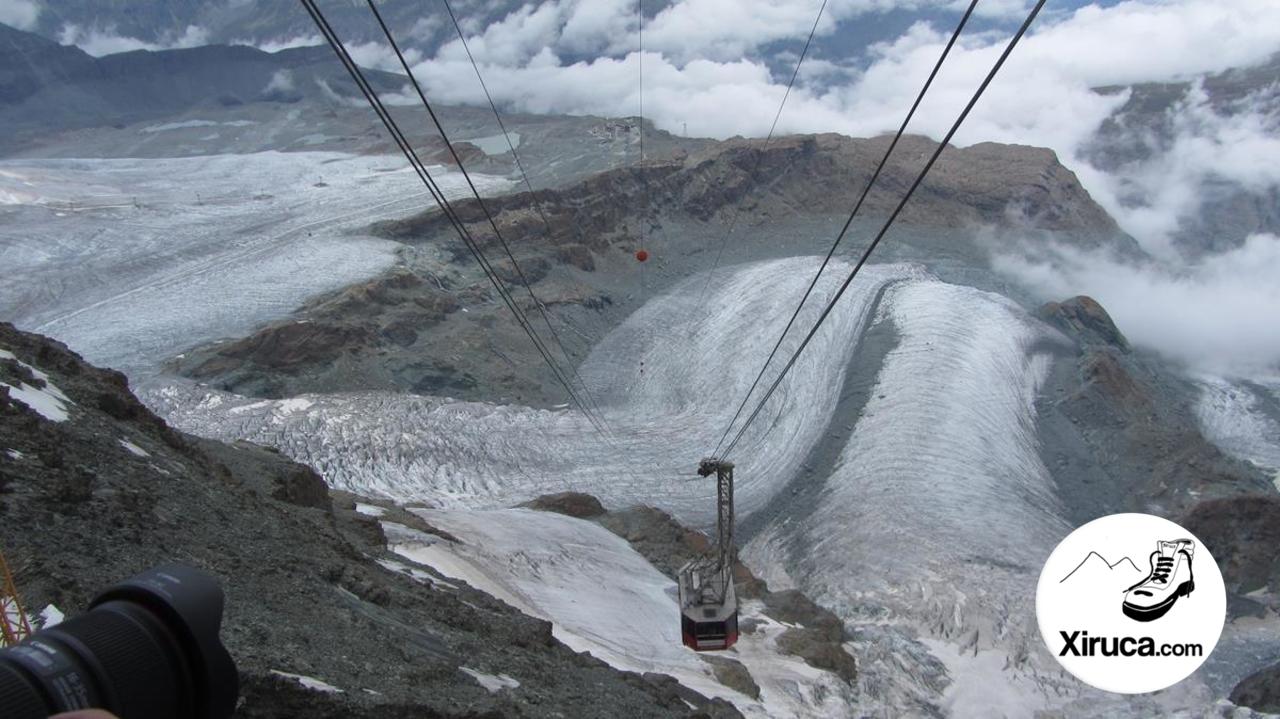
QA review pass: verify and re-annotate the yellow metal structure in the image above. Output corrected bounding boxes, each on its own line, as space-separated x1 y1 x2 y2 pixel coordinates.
0 549 32 647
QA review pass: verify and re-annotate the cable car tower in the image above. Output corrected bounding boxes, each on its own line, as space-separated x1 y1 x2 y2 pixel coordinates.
678 458 738 651
0 549 32 647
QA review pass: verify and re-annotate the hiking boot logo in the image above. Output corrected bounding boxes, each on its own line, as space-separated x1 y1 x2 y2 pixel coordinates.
1036 513 1226 694
1121 539 1195 623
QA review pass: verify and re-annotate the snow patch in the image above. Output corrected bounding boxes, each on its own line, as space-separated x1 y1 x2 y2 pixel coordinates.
4 449 21 460
38 604 64 629
464 132 521 156
2 152 510 376
460 666 519 693
355 503 386 517
140 120 259 134
141 120 219 133
0 347 73 422
119 439 150 457
3 381 71 422
374 557 456 590
276 398 314 414
269 670 343 694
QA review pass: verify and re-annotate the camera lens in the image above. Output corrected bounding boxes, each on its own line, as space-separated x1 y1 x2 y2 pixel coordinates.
0 564 238 719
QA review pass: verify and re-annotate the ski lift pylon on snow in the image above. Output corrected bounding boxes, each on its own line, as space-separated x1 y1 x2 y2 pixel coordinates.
678 458 738 651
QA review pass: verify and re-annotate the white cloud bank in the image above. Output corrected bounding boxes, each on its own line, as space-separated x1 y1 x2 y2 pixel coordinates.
0 0 39 31
994 233 1280 376
57 23 209 57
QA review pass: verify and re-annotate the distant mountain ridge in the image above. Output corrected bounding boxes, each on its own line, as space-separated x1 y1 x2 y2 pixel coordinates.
0 22 405 155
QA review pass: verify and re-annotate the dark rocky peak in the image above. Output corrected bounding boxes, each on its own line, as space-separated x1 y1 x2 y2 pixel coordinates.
1039 295 1130 351
0 23 96 105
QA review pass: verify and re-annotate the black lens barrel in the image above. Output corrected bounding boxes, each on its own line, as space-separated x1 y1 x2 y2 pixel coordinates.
0 564 238 719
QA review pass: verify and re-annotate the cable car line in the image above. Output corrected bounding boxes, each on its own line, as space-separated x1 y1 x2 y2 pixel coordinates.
300 0 610 438
712 0 981 458
695 0 829 308
437 0 615 432
719 0 1047 460
366 0 614 435
637 0 649 302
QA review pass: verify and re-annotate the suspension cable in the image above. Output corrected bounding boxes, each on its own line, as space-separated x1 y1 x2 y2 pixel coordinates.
637 0 647 301
720 0 1046 458
299 0 609 436
712 0 981 457
696 0 829 307
438 0 612 428
366 0 613 434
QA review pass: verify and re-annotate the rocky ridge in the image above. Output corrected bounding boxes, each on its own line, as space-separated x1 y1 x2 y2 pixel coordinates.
0 322 742 718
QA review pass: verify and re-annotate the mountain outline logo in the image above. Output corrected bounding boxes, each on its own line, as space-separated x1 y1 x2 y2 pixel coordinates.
1058 551 1143 584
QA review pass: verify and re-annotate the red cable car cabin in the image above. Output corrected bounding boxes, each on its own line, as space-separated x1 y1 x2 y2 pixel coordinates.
677 459 739 651
678 559 738 651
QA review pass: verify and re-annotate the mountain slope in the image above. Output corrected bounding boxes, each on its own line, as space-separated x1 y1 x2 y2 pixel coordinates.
0 321 742 718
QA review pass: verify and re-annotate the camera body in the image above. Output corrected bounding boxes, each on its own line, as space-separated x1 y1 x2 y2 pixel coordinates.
0 564 238 719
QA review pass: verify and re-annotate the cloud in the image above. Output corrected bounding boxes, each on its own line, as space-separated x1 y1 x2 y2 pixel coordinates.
252 34 323 53
381 0 1279 377
57 23 209 57
993 233 1280 376
264 69 295 94
0 0 39 31
1077 81 1280 258
345 40 423 73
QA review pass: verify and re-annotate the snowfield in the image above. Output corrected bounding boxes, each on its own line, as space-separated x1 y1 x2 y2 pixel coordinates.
387 508 856 717
0 152 510 376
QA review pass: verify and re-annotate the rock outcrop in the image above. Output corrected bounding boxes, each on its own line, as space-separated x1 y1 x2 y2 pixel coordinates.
1036 296 1271 522
0 323 740 718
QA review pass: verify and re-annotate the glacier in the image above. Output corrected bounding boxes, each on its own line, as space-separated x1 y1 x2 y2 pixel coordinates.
145 258 930 526
12 236 1269 716
1196 376 1280 487
0 152 510 376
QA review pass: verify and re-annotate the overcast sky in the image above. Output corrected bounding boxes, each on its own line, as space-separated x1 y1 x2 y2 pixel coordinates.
12 0 1280 376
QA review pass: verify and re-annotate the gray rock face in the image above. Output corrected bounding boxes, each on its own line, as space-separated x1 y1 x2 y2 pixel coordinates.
1181 493 1280 594
1231 661 1280 714
1039 295 1130 351
518 491 607 518
1034 297 1271 524
700 655 760 700
0 322 741 718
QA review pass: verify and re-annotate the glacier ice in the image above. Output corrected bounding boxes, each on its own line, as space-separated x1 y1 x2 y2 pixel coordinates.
146 258 928 527
0 152 510 376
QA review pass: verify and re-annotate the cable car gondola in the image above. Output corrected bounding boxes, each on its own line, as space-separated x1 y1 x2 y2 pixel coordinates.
678 459 738 651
